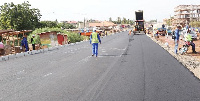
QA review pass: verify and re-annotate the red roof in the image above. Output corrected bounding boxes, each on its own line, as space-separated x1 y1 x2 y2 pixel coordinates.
89 21 114 27
67 21 78 24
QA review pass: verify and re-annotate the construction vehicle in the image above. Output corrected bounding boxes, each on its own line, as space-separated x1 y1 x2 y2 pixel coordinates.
135 10 144 32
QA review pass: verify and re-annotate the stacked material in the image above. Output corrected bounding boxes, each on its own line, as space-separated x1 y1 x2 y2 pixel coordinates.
15 46 23 53
4 45 12 55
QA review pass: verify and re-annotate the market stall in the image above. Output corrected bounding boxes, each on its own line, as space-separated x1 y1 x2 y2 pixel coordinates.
0 30 32 55
0 30 14 55
39 31 58 48
57 33 68 45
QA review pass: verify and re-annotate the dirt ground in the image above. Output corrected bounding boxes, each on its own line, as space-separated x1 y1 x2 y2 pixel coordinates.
155 33 200 58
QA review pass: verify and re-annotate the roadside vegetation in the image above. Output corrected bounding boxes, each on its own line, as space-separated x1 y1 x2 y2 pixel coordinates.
0 1 85 45
28 28 88 44
109 17 135 25
190 21 200 27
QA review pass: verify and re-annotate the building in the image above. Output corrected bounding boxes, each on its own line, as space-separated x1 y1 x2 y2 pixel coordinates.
61 21 79 28
89 21 115 29
174 5 200 27
163 18 175 27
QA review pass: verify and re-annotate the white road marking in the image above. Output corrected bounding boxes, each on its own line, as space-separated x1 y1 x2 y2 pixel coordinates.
43 73 53 77
17 70 25 74
78 56 91 63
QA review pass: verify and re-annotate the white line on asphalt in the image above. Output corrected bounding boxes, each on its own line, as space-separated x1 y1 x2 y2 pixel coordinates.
111 48 126 51
43 73 53 77
78 56 91 63
17 70 25 74
98 55 121 58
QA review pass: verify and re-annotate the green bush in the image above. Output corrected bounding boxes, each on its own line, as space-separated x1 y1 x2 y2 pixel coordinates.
67 32 83 43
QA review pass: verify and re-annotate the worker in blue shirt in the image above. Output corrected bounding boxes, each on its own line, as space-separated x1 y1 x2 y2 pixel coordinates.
174 26 181 54
90 28 101 57
21 35 29 52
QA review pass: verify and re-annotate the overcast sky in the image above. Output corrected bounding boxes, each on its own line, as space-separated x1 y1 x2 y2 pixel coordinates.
0 0 199 22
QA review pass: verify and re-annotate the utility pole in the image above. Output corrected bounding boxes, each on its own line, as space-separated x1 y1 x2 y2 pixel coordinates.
84 17 85 28
190 4 193 26
103 21 104 32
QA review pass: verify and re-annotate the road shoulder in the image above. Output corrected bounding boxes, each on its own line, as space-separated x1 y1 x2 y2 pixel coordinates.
146 34 200 79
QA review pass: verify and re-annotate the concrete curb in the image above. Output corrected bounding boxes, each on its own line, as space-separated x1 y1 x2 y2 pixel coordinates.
16 53 24 58
76 42 80 45
65 44 70 47
24 51 30 56
0 56 2 61
0 40 89 62
48 47 53 51
43 48 49 52
70 43 75 46
8 54 16 60
1 55 8 61
30 50 38 55
59 45 64 48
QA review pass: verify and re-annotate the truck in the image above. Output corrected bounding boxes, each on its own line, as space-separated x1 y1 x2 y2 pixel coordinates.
135 10 144 31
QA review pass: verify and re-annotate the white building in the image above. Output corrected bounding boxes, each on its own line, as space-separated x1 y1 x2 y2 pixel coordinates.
174 5 200 27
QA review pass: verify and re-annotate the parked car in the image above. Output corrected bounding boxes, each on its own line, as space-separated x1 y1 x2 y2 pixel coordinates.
189 31 197 40
166 27 172 35
157 28 166 36
166 29 172 35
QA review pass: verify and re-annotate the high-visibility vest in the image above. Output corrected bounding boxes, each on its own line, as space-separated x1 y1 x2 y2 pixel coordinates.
32 38 36 44
186 34 192 41
91 32 99 43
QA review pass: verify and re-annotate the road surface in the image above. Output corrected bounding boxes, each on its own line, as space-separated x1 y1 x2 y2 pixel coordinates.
0 32 200 101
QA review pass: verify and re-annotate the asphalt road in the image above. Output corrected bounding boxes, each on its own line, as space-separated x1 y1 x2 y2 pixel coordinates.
0 32 200 101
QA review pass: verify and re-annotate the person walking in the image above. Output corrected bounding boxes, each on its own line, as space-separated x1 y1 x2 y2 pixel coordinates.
174 26 181 54
31 35 36 50
90 28 101 57
21 35 29 52
129 30 132 35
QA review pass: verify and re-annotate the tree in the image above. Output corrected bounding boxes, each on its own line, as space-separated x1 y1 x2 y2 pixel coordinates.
109 17 112 22
149 20 157 23
190 21 200 27
112 17 134 25
0 1 41 30
39 21 76 29
127 19 130 24
122 17 127 24
117 17 121 24
112 21 117 24
39 21 58 28
58 22 76 29
129 20 134 25
166 19 171 26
